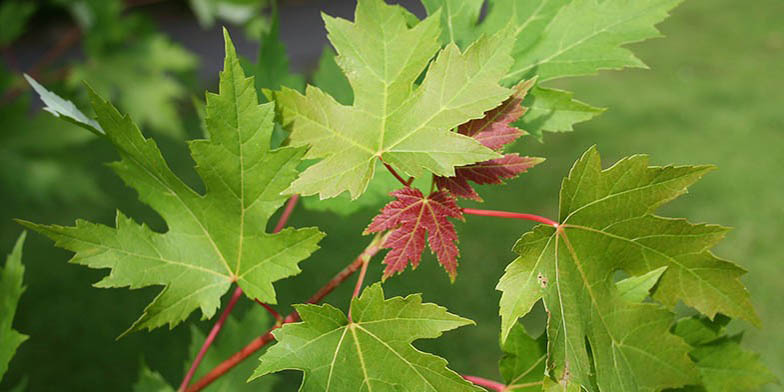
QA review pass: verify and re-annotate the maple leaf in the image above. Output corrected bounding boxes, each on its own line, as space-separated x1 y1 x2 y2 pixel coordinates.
669 316 778 392
19 30 324 333
422 0 681 138
497 147 759 391
266 0 515 200
365 188 464 280
499 323 547 391
0 232 28 382
252 283 480 391
435 80 544 200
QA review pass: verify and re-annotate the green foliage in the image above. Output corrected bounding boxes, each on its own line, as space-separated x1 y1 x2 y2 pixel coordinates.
499 323 547 390
669 316 778 392
498 147 757 390
268 0 515 199
423 0 681 139
0 0 35 46
253 283 479 391
20 31 324 333
68 36 197 137
0 232 28 382
135 307 279 391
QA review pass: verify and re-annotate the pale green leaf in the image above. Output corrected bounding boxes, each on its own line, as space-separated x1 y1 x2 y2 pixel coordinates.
252 283 479 391
499 323 546 390
501 0 684 83
0 232 28 382
670 316 778 392
498 147 758 390
423 0 682 138
24 74 103 136
420 0 483 46
311 46 352 105
268 0 515 199
20 31 324 333
615 266 667 303
518 87 605 141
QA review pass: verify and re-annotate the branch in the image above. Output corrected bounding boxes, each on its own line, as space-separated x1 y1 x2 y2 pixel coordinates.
382 160 411 187
462 375 507 391
462 208 559 227
255 301 283 325
185 233 390 392
177 286 243 391
178 195 300 391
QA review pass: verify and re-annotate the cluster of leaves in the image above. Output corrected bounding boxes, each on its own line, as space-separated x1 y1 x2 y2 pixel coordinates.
9 0 778 391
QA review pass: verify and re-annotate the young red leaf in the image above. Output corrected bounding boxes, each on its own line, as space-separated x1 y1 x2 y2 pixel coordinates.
436 154 544 200
457 79 533 150
437 80 543 200
365 188 463 280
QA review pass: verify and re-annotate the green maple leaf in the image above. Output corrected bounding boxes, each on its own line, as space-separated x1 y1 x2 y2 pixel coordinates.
252 283 479 391
668 316 778 392
499 323 547 391
0 232 28 382
517 87 605 141
267 0 515 199
497 147 758 390
19 30 324 334
423 0 681 138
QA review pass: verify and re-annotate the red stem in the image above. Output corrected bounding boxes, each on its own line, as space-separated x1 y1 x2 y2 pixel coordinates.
347 254 371 321
382 161 410 187
178 286 244 391
255 301 283 325
462 375 507 391
179 195 300 391
272 194 300 233
462 208 559 227
185 235 388 392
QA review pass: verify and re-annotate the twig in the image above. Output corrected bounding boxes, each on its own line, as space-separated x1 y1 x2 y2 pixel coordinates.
462 375 507 391
255 301 283 325
382 161 411 187
462 208 559 227
177 286 243 391
185 233 390 392
272 194 299 233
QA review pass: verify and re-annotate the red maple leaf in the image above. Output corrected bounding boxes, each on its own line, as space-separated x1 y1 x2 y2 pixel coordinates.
435 154 544 200
364 188 463 280
437 79 543 200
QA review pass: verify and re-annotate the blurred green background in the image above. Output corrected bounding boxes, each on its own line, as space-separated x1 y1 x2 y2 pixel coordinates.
1 0 782 390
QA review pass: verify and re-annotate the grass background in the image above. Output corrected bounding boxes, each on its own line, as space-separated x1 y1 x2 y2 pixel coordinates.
1 0 782 390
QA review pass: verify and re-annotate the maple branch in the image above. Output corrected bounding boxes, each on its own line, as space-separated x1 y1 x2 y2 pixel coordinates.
382 161 410 187
178 285 243 391
272 194 300 233
185 233 389 392
255 300 283 325
462 208 559 227
462 375 507 391
179 195 300 391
